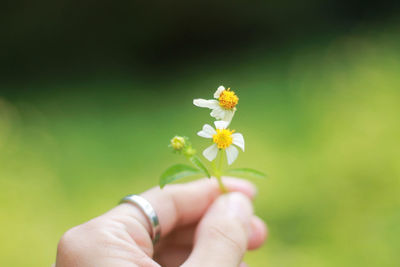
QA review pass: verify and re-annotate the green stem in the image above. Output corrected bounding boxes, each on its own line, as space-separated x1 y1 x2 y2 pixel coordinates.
218 150 224 173
211 160 217 175
215 150 228 193
216 175 228 193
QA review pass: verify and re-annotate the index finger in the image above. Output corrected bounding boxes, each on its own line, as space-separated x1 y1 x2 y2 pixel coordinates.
143 177 257 235
107 177 256 241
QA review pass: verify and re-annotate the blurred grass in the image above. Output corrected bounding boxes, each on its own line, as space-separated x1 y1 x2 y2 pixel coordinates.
1 26 400 266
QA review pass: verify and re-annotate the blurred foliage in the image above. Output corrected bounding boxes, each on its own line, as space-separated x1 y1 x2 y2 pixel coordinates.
1 0 400 79
1 24 400 267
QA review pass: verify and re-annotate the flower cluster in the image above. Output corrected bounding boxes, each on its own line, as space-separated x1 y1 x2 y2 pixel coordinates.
194 86 244 165
160 85 264 192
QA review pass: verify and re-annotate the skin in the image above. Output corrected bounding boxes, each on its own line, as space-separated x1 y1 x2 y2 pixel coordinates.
55 178 267 267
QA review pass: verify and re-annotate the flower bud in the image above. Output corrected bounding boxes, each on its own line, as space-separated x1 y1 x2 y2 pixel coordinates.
170 136 186 151
184 146 196 157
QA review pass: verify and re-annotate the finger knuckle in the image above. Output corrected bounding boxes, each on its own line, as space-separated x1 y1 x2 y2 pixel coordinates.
57 226 85 264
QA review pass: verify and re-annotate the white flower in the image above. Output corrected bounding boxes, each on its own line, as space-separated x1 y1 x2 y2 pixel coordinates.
193 85 239 124
197 120 245 165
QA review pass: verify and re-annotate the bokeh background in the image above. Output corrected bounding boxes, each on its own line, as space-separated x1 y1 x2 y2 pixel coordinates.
1 1 400 266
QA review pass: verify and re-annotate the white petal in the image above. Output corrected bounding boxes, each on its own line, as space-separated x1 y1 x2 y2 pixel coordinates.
225 145 239 165
214 120 229 129
222 109 235 125
203 144 219 162
197 124 217 138
193 99 220 109
214 86 225 98
232 133 245 151
210 107 225 120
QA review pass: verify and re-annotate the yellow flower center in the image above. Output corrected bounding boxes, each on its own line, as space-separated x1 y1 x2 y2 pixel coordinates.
219 88 238 109
213 129 235 149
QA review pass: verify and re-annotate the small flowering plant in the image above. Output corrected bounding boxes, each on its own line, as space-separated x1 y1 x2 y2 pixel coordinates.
160 85 265 192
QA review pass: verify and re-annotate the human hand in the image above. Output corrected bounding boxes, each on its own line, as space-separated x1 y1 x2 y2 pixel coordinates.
55 178 267 267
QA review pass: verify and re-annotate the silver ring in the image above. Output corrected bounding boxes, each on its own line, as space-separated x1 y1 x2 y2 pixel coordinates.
120 195 161 244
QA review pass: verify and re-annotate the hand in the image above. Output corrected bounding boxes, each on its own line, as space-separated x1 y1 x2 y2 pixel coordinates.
55 178 267 267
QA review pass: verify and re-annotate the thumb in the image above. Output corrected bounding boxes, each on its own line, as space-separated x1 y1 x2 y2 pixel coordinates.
182 192 253 267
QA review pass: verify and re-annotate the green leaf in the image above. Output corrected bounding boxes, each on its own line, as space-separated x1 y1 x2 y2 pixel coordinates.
225 168 267 179
190 156 211 178
160 164 202 188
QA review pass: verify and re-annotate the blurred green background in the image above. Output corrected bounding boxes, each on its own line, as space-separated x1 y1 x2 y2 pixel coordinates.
1 1 400 266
